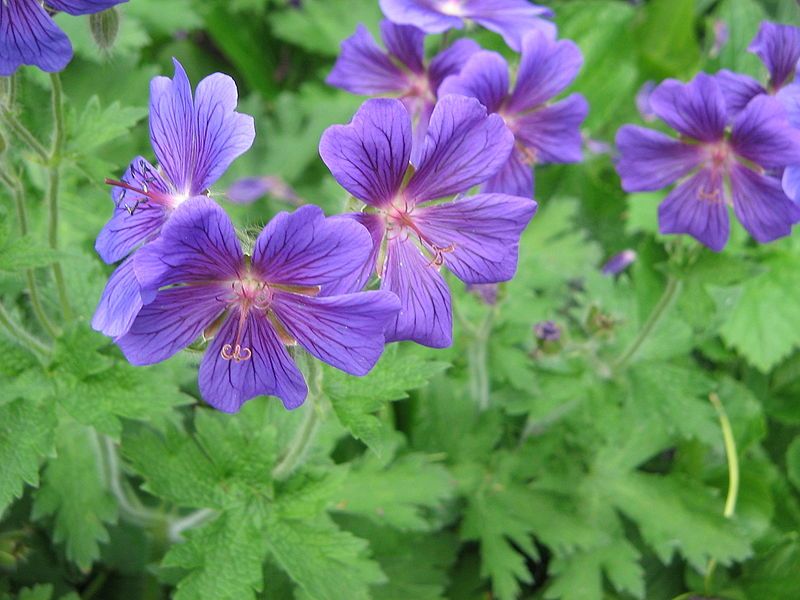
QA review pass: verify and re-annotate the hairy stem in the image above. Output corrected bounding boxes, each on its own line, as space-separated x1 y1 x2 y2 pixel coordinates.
0 301 50 357
613 276 681 372
46 73 72 321
168 508 217 543
468 309 495 411
0 109 48 161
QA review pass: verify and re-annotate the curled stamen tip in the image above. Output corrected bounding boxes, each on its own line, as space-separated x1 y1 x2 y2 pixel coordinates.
220 343 252 362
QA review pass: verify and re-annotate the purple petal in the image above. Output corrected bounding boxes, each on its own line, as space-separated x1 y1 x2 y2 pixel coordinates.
438 51 509 113
91 257 155 339
378 0 463 34
777 82 800 127
513 94 588 164
658 168 729 252
413 193 537 284
748 21 800 89
408 97 435 167
783 165 800 202
271 291 399 376
406 95 514 202
482 151 533 198
380 19 425 74
116 284 228 366
323 212 386 296
506 31 583 113
731 94 800 169
635 81 658 122
464 0 556 52
649 73 727 142
45 0 127 15
381 236 452 348
149 59 254 195
730 165 800 244
715 70 766 118
199 311 307 412
0 0 72 76
601 250 637 276
326 24 410 95
428 38 481 92
615 125 704 192
251 205 372 289
226 176 299 205
133 198 242 291
319 98 412 207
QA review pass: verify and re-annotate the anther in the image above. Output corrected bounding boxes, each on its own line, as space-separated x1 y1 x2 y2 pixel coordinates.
220 344 252 362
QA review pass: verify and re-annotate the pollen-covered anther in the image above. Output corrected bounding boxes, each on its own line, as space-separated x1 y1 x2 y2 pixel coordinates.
427 243 456 268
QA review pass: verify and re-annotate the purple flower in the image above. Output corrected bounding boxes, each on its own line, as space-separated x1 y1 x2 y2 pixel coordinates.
117 199 400 412
467 283 498 305
320 96 536 348
226 176 301 205
0 0 127 75
534 320 560 342
439 32 588 197
379 0 555 51
92 59 255 338
601 249 636 276
327 19 479 162
615 73 800 251
635 81 657 122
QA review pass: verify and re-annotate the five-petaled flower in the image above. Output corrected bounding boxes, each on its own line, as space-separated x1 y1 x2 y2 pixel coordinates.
320 96 537 348
92 59 255 338
616 73 800 251
327 19 480 162
0 0 127 75
378 0 555 51
116 199 400 412
439 31 588 197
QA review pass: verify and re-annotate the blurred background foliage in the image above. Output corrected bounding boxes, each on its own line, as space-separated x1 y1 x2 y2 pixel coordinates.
2 0 800 599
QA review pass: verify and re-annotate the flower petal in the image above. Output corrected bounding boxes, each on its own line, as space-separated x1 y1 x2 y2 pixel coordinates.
414 193 537 284
252 205 372 289
777 82 800 127
323 212 386 295
91 257 155 339
464 0 556 52
482 150 533 198
649 73 727 142
438 50 509 113
319 98 412 207
134 197 242 290
406 95 514 202
381 236 452 348
615 125 704 192
272 291 399 376
427 38 481 92
378 0 463 34
0 0 72 76
116 284 227 366
730 165 800 244
731 94 800 169
507 31 583 113
326 24 410 95
45 0 127 15
199 311 307 412
783 165 800 202
748 21 800 89
658 168 729 252
513 94 588 164
715 70 765 117
381 19 425 74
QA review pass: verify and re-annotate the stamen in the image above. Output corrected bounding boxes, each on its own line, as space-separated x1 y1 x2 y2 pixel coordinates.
220 308 252 362
427 243 456 267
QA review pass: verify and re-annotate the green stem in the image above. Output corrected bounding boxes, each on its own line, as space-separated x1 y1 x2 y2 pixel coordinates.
468 309 495 411
0 301 50 357
613 276 681 372
0 110 48 161
46 73 72 321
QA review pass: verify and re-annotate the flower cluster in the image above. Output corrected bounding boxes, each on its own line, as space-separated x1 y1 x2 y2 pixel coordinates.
87 0 588 412
616 21 800 251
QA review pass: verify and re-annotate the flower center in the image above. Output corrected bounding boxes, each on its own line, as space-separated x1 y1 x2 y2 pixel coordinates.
705 140 732 171
104 160 187 213
383 200 455 268
438 0 464 16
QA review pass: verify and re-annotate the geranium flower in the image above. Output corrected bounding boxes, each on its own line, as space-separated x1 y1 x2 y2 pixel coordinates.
92 59 255 337
0 0 128 75
117 199 400 412
320 95 537 348
327 19 479 162
378 0 555 51
615 73 800 251
439 31 587 197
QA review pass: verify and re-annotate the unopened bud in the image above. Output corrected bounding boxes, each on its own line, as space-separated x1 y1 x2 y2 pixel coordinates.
90 8 120 51
534 320 562 354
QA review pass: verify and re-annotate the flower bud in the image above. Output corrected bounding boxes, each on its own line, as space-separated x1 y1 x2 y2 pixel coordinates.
90 8 120 51
601 249 636 276
534 320 562 354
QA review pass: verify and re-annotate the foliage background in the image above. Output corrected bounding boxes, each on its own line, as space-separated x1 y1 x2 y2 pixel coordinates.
2 0 800 598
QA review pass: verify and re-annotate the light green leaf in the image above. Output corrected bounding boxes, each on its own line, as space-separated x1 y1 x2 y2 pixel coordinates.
786 436 800 493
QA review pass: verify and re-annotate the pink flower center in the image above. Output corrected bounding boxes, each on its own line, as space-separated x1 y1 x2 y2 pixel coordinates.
383 200 455 268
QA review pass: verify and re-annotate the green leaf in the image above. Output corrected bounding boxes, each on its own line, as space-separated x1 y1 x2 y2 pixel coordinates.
709 0 767 78
0 398 56 514
332 454 454 531
265 513 386 600
324 345 448 456
32 422 117 570
634 0 700 78
740 535 800 599
15 585 54 600
66 96 147 163
787 436 800 493
716 253 800 371
163 508 267 600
